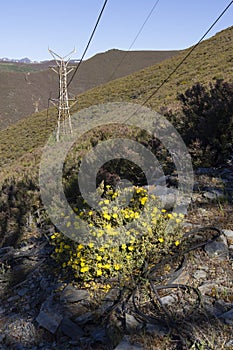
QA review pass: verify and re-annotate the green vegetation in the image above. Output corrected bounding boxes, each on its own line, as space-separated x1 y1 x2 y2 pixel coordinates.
0 62 43 73
163 79 233 167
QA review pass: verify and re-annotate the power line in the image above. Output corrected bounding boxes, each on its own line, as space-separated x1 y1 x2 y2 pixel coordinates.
135 0 233 111
107 0 160 82
68 0 109 88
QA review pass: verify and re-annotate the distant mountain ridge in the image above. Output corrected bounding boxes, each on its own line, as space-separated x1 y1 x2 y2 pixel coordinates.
0 57 36 64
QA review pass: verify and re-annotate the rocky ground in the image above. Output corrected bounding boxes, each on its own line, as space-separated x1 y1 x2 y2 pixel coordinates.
0 166 233 350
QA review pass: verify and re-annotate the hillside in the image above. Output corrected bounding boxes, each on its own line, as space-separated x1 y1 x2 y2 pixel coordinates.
0 49 178 130
0 26 233 177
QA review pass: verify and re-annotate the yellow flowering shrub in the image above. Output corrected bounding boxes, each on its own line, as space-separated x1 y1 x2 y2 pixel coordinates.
50 185 185 282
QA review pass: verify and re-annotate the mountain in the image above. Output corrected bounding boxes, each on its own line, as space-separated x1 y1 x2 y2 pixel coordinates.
0 57 35 63
0 49 178 130
0 26 233 178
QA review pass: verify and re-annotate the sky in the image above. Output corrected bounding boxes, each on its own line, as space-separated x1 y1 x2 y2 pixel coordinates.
0 0 232 62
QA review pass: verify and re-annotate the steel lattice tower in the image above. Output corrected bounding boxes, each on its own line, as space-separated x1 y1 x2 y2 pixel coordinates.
49 48 77 141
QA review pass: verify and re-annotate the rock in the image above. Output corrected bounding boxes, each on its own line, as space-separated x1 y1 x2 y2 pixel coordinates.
36 296 63 334
168 269 190 285
219 308 233 325
199 282 217 295
160 294 177 306
114 336 143 350
60 318 84 340
145 323 169 336
203 188 224 200
226 340 233 348
222 229 233 245
193 269 207 280
17 288 28 296
60 285 90 303
90 326 108 343
125 313 142 333
75 311 94 325
63 303 89 319
196 168 216 175
204 240 229 260
98 288 120 314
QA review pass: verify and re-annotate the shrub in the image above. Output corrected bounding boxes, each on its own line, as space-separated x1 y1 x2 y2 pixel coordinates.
164 79 233 167
50 185 184 282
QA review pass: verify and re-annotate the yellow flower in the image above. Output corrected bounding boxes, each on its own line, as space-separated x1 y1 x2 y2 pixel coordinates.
88 210 93 216
167 213 173 219
103 264 111 269
104 199 110 205
158 237 164 243
161 209 166 213
121 243 127 250
77 244 84 250
88 242 94 248
175 240 180 246
80 266 89 273
134 212 140 219
112 213 118 219
126 254 131 259
64 244 70 249
176 218 181 224
114 264 121 271
112 192 118 199
128 245 134 251
103 213 111 220
96 269 102 276
96 255 102 261
140 196 148 205
51 234 56 240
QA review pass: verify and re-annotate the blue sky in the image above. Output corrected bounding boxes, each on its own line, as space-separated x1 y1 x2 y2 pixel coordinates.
0 0 232 61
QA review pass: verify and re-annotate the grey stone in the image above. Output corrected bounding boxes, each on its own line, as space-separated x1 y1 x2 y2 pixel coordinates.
222 229 233 245
226 340 233 348
204 240 229 260
60 318 84 340
203 189 224 200
60 285 90 303
90 327 107 343
17 288 28 297
125 313 142 333
36 296 63 334
196 168 216 175
145 323 169 336
160 294 177 306
114 336 143 350
168 269 190 285
75 311 93 325
219 308 233 325
198 282 215 295
193 269 207 280
63 303 88 319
